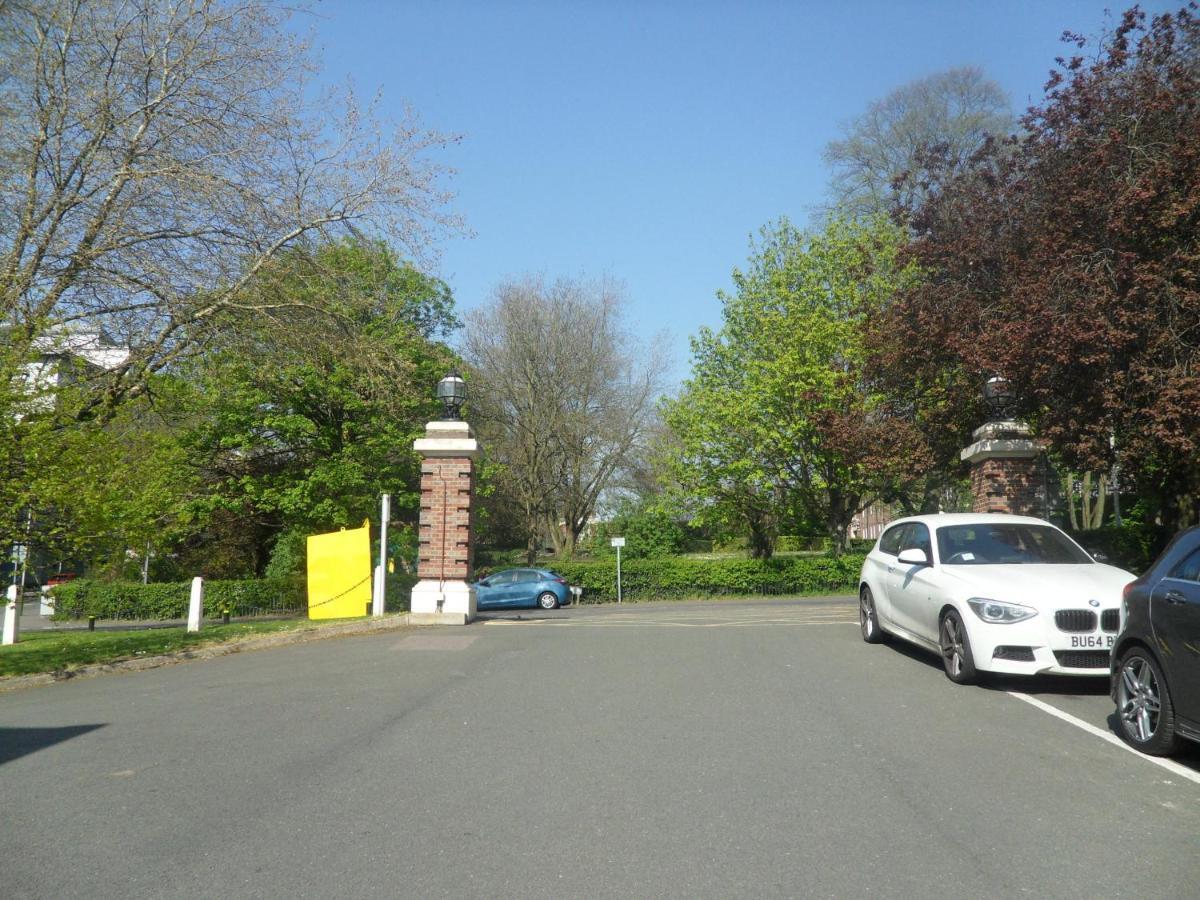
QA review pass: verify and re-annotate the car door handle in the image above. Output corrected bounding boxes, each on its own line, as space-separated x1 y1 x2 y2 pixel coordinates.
1165 590 1187 605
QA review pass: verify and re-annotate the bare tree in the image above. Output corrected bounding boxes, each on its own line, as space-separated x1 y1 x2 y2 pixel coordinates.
823 66 1013 219
0 0 459 419
463 276 667 561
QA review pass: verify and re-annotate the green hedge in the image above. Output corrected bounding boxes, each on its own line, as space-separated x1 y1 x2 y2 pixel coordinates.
1064 524 1173 575
50 577 308 622
531 554 866 603
384 572 419 613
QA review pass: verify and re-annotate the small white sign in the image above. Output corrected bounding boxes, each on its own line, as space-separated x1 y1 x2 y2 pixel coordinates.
610 537 626 547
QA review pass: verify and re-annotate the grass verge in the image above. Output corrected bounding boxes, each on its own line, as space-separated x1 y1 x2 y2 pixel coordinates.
0 618 368 677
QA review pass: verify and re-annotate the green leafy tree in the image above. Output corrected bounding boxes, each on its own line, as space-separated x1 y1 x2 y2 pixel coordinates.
664 217 926 556
16 378 200 580
185 239 459 574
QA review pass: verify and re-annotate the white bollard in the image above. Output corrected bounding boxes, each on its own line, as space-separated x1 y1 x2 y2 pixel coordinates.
372 564 385 617
3 584 19 645
187 577 203 633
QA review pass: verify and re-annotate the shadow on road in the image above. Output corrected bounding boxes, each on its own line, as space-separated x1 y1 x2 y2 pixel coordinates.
983 673 1109 696
0 724 106 766
474 613 561 623
876 636 1111 696
876 635 943 672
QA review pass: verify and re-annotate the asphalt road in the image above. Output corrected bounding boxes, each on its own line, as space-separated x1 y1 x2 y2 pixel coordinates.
3 598 1198 899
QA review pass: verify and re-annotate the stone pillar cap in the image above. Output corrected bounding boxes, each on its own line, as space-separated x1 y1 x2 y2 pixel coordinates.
414 419 479 459
423 419 474 439
972 419 1032 441
961 437 1040 464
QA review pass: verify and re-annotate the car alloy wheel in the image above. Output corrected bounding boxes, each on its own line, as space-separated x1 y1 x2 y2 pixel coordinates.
1116 650 1180 756
537 591 559 610
939 610 978 685
859 586 883 644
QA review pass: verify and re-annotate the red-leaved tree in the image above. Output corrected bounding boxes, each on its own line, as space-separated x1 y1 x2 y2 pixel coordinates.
869 4 1200 529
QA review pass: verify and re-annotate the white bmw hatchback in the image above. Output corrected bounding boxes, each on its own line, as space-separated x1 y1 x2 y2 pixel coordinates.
858 513 1136 684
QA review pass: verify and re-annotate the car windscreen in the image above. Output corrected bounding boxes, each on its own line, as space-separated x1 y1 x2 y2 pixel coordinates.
935 523 1092 565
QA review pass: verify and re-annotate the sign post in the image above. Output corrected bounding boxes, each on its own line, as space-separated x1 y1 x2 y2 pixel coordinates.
610 536 625 604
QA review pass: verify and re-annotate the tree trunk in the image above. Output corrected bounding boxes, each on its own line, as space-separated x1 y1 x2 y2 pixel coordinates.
559 528 577 560
1065 473 1079 531
826 489 855 556
829 525 850 555
747 512 775 560
1089 473 1108 530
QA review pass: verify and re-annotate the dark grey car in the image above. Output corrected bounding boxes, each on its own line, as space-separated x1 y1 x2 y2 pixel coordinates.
1111 527 1200 756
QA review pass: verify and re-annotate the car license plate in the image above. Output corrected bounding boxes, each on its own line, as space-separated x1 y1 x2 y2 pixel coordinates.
1069 634 1114 649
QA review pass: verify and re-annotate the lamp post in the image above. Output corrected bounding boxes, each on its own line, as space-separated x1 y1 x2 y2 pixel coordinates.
982 374 1016 421
437 371 467 420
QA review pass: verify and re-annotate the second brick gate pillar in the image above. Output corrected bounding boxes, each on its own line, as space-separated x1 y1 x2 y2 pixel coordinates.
960 419 1042 516
410 419 480 624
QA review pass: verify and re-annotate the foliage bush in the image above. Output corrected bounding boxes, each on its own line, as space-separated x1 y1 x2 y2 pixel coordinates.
775 535 811 553
50 577 307 621
264 528 307 580
1064 524 1173 575
587 505 688 559
539 554 866 603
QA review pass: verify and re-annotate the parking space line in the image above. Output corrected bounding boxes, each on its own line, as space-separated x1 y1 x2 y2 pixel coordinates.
1008 691 1200 786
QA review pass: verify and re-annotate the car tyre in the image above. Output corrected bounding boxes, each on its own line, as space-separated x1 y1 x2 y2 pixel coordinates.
859 586 884 644
1115 648 1180 756
537 591 559 610
939 610 978 685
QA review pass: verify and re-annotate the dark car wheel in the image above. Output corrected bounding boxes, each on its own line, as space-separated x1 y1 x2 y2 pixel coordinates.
1116 648 1180 756
939 610 978 685
859 586 884 644
537 591 559 610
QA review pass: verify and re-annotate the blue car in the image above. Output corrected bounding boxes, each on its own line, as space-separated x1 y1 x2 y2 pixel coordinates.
474 568 573 610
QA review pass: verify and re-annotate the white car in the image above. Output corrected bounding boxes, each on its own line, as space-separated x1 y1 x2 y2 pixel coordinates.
858 513 1136 684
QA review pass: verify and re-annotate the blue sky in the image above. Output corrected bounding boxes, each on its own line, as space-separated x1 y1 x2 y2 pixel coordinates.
308 1 1175 384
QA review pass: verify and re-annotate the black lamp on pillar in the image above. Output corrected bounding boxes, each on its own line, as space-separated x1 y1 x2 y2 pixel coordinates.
982 374 1016 422
437 371 467 420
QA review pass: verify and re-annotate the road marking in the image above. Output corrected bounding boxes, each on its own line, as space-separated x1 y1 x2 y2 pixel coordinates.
1008 690 1200 786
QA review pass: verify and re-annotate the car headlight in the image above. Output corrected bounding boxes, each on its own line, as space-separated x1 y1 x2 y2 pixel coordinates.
966 597 1037 624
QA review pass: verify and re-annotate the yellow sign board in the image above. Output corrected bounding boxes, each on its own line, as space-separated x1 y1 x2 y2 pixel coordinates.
306 525 371 619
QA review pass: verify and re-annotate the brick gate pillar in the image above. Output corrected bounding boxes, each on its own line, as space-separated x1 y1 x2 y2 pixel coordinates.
960 420 1043 516
410 420 480 624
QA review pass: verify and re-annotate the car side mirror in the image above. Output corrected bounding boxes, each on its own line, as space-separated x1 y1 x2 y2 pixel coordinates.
1088 550 1108 563
897 548 929 566
479 578 491 587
